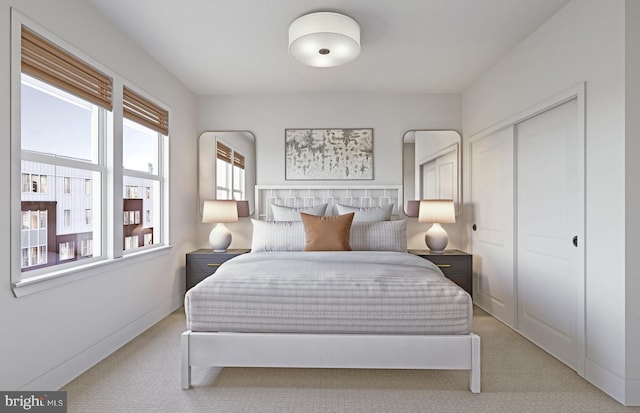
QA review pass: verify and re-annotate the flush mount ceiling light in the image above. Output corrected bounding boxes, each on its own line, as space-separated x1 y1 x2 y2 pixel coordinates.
288 12 361 68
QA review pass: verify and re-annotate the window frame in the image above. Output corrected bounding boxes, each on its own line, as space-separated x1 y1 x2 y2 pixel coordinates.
10 11 171 297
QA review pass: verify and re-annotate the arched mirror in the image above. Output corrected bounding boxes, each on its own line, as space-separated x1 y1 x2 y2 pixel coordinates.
199 131 256 215
403 130 462 215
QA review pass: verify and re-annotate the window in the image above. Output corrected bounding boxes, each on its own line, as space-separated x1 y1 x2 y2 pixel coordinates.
12 19 170 293
17 22 109 279
63 177 71 194
59 241 75 261
216 141 245 201
80 239 93 257
21 173 47 193
121 86 167 253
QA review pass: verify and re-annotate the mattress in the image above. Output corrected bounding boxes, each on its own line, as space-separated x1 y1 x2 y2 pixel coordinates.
185 251 472 335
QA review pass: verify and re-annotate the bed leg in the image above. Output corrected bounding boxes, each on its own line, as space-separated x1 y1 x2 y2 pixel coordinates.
181 331 192 389
470 333 481 393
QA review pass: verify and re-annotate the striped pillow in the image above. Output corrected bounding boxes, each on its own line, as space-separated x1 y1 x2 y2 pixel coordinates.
335 203 394 222
251 220 305 252
350 221 407 252
251 219 407 252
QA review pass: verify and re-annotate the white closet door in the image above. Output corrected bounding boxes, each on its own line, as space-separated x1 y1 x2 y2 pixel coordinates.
470 127 515 326
516 98 581 370
437 150 456 200
421 159 438 198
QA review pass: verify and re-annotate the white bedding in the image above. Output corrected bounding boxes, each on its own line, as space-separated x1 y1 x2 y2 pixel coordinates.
185 251 472 335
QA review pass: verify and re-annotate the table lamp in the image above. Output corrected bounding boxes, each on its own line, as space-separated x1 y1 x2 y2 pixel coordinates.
418 199 456 253
202 200 238 252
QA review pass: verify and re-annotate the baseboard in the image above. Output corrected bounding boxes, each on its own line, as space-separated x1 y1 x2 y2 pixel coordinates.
584 358 626 405
19 293 184 391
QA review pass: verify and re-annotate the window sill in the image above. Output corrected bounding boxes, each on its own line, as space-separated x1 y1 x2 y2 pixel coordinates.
11 245 173 298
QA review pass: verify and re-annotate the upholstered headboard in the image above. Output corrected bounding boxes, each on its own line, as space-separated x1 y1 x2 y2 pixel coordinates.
255 185 402 221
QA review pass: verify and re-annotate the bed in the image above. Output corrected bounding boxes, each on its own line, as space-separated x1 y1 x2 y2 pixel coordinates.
181 186 480 393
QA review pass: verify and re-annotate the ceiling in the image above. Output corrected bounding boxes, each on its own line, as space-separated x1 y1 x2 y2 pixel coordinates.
85 0 571 96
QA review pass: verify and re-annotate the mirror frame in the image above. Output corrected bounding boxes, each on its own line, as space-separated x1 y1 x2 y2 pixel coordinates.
198 130 256 216
403 129 462 216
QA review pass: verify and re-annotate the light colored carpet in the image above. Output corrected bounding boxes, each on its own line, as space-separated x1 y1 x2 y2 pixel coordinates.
63 307 638 412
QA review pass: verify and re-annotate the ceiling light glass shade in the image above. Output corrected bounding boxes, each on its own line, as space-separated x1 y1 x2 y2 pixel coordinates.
288 12 361 67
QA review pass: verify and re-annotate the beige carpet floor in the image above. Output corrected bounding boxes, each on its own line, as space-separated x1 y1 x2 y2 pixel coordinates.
62 307 639 412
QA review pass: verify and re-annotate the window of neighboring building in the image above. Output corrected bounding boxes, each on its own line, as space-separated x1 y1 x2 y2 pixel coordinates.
80 239 92 257
59 241 75 261
85 209 91 225
84 179 91 196
216 140 245 201
63 177 71 194
21 173 48 193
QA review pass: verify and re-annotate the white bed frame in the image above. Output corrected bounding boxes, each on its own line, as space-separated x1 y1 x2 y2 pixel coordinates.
181 331 481 392
182 185 481 393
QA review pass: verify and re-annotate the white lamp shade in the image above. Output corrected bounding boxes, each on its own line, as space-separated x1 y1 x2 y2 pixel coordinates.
418 199 456 224
289 12 361 67
202 200 238 223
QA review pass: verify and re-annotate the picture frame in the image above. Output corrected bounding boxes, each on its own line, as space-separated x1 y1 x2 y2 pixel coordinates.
285 128 373 180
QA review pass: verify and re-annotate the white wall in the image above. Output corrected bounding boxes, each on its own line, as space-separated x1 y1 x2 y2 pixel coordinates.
0 0 197 390
625 0 640 405
463 0 637 405
196 93 464 250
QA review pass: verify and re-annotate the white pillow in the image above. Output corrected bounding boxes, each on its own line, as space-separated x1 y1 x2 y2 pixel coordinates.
271 203 328 221
251 218 406 252
251 220 305 252
350 220 407 252
335 203 394 222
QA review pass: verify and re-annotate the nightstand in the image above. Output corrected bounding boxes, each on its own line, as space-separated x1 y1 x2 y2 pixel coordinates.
408 249 473 297
186 249 250 290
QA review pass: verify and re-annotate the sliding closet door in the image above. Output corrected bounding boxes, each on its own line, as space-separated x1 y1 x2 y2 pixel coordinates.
516 98 581 370
470 127 515 326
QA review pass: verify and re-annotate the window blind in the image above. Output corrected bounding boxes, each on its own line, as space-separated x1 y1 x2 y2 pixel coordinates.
216 141 232 164
233 152 245 170
216 142 245 169
123 86 169 135
21 26 113 110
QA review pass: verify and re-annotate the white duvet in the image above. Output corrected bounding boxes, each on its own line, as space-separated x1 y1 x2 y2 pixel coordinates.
185 251 472 335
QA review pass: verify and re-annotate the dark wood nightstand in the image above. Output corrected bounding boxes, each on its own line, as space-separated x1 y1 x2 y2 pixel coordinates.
408 249 473 297
186 249 250 290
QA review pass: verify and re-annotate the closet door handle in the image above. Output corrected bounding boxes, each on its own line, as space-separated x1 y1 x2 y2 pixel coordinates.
572 236 578 247
472 224 477 231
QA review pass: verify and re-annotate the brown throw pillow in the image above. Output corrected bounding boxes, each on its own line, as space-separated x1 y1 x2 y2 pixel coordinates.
300 212 355 251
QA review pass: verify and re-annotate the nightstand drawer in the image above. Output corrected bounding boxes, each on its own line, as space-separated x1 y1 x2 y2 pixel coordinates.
423 256 470 273
188 256 231 274
186 249 250 291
